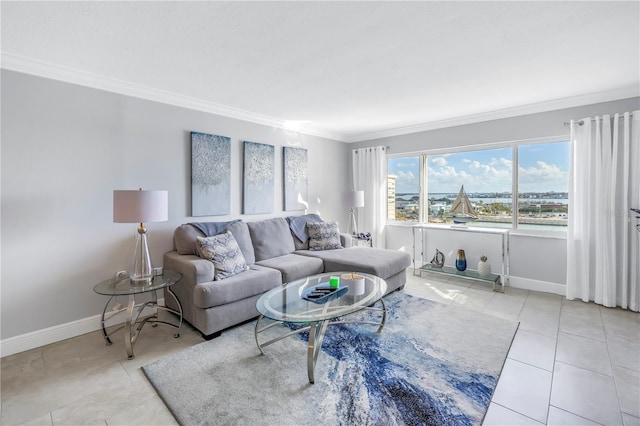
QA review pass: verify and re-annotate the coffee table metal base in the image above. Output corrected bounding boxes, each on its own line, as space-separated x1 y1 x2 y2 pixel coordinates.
254 298 386 384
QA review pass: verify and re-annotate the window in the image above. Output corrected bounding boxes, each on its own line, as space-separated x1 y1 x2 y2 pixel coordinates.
516 141 570 230
428 147 513 227
387 139 570 232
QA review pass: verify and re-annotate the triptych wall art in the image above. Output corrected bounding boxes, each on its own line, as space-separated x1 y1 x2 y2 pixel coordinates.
191 131 307 216
283 146 308 211
191 132 231 216
243 141 274 214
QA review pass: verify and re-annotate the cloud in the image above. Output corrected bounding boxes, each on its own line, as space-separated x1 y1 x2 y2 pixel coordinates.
394 170 418 193
431 157 447 166
518 161 568 192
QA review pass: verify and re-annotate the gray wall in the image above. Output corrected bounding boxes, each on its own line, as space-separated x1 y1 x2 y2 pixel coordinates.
1 70 350 339
354 96 640 287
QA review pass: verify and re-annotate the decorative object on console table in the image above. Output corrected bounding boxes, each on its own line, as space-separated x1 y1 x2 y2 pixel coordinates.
342 190 365 235
430 248 445 268
456 249 467 272
113 189 168 284
477 255 491 277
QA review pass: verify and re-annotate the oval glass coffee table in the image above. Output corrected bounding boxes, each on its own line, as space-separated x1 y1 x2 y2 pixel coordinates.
255 271 387 383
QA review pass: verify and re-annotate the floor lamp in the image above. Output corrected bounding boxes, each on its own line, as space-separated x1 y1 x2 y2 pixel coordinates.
113 189 168 284
342 190 364 235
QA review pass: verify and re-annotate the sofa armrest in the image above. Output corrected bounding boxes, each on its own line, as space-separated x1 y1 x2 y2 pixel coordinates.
163 251 215 284
340 233 353 248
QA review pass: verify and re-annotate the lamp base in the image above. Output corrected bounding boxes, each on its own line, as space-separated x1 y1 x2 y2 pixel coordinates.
348 208 358 235
129 275 153 285
131 225 154 285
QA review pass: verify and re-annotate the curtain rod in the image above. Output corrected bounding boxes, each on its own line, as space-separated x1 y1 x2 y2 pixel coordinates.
563 112 634 127
354 146 390 153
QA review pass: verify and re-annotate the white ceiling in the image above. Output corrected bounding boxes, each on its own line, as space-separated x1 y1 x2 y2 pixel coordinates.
2 1 639 142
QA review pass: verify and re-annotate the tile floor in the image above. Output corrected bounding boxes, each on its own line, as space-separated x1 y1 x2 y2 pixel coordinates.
1 271 639 425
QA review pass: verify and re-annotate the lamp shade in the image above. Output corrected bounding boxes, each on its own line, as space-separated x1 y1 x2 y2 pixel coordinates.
113 190 168 223
342 190 365 208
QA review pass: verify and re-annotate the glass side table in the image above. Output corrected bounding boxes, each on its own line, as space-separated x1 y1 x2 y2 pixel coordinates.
93 270 183 359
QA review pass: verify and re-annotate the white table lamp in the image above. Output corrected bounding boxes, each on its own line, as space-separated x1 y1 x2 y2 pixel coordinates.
342 190 364 235
113 189 168 284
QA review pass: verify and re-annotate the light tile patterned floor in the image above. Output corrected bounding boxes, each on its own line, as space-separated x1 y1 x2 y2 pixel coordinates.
1 271 639 425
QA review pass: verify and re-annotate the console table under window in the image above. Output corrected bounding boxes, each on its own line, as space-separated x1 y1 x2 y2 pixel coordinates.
412 224 509 291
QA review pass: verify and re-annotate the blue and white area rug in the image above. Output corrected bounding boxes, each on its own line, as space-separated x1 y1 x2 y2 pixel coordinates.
143 292 518 426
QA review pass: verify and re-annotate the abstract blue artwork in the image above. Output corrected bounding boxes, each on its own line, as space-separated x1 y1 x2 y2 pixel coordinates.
191 132 231 216
243 141 274 214
283 146 308 211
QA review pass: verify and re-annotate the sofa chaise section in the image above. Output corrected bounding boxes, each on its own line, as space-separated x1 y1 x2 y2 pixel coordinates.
297 247 411 293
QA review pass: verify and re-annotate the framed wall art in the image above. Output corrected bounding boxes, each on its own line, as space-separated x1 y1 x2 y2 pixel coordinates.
283 146 308 211
191 131 231 216
243 141 274 214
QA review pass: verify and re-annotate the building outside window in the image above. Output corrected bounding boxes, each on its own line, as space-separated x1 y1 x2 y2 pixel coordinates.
387 139 570 232
387 156 420 222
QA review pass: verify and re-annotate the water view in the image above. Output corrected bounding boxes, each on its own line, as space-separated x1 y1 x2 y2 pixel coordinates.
391 192 568 229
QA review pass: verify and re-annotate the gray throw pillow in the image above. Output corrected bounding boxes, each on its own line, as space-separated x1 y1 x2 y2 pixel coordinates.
196 231 250 280
307 221 342 251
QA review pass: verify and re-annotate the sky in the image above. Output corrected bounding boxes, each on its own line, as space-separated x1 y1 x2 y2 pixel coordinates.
388 141 570 194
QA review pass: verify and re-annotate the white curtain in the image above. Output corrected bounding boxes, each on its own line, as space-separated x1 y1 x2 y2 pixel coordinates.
567 111 640 311
353 146 387 248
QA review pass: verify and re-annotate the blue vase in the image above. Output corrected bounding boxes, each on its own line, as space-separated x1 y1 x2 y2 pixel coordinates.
456 250 467 271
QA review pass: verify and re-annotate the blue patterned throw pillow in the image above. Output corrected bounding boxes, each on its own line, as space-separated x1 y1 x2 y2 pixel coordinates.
306 221 342 251
196 231 249 280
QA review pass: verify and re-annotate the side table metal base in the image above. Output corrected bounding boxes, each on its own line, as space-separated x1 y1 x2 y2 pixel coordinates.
99 286 183 359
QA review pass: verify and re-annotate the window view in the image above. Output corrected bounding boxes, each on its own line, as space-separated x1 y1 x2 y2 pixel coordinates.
516 141 570 230
428 148 512 227
387 140 570 231
387 156 420 222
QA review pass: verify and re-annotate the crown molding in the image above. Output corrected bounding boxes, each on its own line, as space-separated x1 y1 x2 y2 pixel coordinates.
343 86 640 143
0 53 345 142
3 53 637 144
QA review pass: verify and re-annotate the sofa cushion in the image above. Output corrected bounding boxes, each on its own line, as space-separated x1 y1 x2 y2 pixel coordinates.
174 222 255 263
296 247 411 280
247 217 295 261
193 265 282 309
174 224 205 255
227 221 255 265
307 221 342 251
196 231 250 280
255 253 324 283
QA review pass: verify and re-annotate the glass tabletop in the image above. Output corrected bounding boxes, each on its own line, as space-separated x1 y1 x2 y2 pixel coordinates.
93 270 182 296
256 271 387 323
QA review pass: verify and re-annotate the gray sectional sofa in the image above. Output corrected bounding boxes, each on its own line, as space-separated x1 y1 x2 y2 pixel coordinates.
163 216 411 339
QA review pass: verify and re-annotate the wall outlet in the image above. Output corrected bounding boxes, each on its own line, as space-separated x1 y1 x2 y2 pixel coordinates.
116 270 128 280
153 267 163 276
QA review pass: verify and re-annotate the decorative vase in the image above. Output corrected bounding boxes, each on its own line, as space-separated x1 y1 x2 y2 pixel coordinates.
342 272 365 296
455 249 467 271
478 255 491 277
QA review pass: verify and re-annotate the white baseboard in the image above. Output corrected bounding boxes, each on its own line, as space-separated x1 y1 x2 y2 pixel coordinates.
0 299 164 358
507 276 566 296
